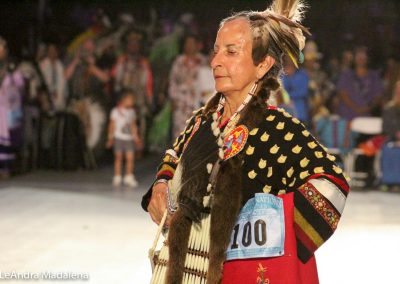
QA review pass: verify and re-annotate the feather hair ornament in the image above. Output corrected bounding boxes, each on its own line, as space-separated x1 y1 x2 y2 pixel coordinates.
270 0 306 22
260 0 311 68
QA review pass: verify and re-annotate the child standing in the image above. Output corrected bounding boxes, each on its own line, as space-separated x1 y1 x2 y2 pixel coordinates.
107 91 142 187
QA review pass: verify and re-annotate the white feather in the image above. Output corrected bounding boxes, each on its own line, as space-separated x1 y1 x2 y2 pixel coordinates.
87 100 106 148
207 163 213 174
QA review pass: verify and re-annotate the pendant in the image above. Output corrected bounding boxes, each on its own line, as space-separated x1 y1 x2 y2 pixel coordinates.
223 125 249 160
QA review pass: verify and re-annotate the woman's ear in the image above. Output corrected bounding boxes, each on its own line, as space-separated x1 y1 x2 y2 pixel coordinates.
256 55 275 79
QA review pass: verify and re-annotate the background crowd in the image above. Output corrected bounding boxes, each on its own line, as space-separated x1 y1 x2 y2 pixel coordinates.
1 0 400 190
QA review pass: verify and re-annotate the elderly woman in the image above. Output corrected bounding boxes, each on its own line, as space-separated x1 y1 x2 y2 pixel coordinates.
143 1 349 283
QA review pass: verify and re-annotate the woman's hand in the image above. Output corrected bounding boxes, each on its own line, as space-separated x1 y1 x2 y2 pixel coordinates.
148 182 170 226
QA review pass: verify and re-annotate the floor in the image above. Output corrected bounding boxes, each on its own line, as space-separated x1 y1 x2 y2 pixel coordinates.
0 158 399 284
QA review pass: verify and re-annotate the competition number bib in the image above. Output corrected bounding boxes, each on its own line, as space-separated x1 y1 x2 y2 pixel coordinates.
226 193 285 260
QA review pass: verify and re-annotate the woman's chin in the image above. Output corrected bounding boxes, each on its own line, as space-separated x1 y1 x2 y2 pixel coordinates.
215 84 233 94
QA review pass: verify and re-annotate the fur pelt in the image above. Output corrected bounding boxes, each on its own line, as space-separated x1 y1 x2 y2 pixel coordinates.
166 117 219 283
166 84 273 283
206 156 243 283
178 118 219 223
206 93 269 283
166 209 192 283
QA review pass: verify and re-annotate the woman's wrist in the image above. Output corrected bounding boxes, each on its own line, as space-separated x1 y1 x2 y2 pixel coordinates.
154 179 169 187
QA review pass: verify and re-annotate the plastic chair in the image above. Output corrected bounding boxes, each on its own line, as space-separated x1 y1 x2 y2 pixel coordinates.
344 117 382 187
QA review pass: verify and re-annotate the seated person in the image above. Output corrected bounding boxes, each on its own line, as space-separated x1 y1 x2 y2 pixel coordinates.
383 81 400 145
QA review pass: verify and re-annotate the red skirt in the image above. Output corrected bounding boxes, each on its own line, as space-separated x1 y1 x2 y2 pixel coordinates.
222 192 319 284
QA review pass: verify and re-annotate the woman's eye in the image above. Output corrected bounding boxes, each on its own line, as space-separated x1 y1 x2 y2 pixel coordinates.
227 50 237 55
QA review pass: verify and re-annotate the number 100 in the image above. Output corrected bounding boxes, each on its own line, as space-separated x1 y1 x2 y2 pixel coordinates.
230 219 267 249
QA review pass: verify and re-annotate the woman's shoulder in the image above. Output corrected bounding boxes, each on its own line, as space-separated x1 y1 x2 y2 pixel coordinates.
261 106 305 130
252 106 314 145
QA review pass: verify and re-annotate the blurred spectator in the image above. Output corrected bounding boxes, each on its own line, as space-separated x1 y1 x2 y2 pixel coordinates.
107 91 142 187
0 37 25 178
149 19 186 108
64 39 111 165
282 56 310 125
336 46 384 120
303 41 334 123
36 43 48 63
67 8 111 56
341 49 354 72
65 38 110 103
383 57 400 104
383 81 400 143
112 29 153 146
326 56 341 84
195 49 215 106
18 48 41 105
169 34 206 139
39 44 67 111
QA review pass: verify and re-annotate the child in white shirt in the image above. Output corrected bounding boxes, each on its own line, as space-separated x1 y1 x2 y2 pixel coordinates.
107 91 142 187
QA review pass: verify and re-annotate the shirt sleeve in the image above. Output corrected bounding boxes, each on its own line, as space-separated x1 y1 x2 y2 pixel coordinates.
110 108 117 121
141 107 204 211
257 108 350 263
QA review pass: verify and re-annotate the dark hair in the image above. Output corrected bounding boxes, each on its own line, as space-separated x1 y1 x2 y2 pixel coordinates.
179 33 201 54
122 28 146 55
118 89 135 103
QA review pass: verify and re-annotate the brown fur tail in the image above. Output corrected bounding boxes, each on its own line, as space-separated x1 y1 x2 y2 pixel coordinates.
207 158 243 283
166 209 192 284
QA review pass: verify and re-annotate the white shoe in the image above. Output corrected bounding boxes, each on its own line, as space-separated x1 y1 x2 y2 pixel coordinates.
112 175 122 186
123 174 138 187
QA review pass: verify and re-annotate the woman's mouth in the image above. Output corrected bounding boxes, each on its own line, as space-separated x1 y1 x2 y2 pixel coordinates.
214 75 226 79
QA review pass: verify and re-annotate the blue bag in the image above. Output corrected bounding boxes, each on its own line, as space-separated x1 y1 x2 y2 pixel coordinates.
381 143 400 185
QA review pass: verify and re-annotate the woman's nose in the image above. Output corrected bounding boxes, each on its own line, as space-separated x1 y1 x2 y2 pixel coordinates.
210 52 221 69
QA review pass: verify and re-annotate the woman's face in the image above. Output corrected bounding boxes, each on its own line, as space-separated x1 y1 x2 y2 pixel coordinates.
211 18 258 96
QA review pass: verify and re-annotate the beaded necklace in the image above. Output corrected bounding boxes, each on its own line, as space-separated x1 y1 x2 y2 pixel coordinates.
203 82 258 207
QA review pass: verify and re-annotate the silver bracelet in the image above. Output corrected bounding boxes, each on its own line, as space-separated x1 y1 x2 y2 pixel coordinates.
154 179 169 186
166 186 178 214
153 179 177 214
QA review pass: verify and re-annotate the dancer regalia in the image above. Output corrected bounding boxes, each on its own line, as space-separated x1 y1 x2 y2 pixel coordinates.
143 0 350 283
